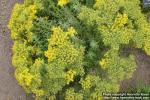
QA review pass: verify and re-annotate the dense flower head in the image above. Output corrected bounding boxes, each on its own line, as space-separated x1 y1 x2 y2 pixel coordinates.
65 70 76 84
44 47 56 62
45 26 80 64
94 0 105 9
15 67 33 87
112 13 128 30
58 0 69 7
80 76 92 90
99 58 108 69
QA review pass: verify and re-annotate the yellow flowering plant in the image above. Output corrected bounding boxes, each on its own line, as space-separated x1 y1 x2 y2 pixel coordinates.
43 26 84 96
8 0 150 99
8 4 37 40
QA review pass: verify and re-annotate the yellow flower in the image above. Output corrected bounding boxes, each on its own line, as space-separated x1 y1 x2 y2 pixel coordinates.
94 0 105 9
44 47 56 62
15 67 33 86
99 58 108 69
112 13 128 30
80 76 91 90
67 27 76 37
34 58 43 66
65 70 76 84
58 0 69 7
45 26 78 63
33 89 45 97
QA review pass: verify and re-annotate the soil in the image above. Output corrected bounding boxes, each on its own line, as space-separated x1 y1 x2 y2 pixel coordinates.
0 0 149 100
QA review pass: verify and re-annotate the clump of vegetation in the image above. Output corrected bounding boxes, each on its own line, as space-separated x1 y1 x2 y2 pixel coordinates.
8 0 150 99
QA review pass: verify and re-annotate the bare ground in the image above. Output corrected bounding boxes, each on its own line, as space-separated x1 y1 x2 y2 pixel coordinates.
0 0 149 100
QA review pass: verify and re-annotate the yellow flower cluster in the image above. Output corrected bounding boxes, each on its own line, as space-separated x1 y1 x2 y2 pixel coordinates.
58 0 69 7
112 13 128 30
65 70 76 84
45 26 77 63
80 76 91 90
44 47 56 62
15 67 33 86
99 58 108 69
58 44 80 65
34 58 43 66
94 0 105 9
99 53 109 70
120 29 133 44
33 89 45 97
12 41 33 68
67 27 76 37
49 27 67 46
8 3 37 40
49 26 76 46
